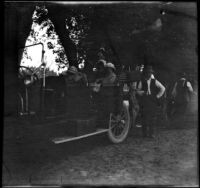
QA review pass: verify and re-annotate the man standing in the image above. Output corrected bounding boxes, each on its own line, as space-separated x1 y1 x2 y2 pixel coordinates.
171 72 194 118
137 65 165 138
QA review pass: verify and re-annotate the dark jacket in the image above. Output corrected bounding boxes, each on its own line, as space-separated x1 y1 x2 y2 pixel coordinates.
141 78 159 98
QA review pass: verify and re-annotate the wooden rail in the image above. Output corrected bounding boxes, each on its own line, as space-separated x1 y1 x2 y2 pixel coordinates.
52 128 109 144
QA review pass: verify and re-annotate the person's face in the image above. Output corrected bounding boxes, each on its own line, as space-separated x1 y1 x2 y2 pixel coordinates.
144 72 152 79
97 64 105 73
67 72 75 79
130 82 137 90
98 52 105 60
107 67 113 74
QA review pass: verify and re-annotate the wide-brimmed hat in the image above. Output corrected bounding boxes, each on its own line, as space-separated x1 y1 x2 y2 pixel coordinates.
99 47 106 52
68 66 78 74
105 62 116 70
97 59 107 66
143 65 154 73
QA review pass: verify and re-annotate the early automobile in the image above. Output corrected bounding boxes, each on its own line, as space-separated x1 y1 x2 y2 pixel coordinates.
11 43 142 144
15 44 140 145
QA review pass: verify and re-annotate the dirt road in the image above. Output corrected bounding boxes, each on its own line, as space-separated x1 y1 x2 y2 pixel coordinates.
3 122 198 186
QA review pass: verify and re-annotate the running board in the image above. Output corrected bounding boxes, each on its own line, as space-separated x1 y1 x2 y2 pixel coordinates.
52 128 109 144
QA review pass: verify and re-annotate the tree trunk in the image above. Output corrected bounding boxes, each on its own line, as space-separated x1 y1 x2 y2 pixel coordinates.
4 3 34 116
47 5 77 66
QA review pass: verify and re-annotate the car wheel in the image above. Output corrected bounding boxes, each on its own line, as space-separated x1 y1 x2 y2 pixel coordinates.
108 100 131 143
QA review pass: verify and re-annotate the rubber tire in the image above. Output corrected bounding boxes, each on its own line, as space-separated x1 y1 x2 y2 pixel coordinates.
108 100 131 144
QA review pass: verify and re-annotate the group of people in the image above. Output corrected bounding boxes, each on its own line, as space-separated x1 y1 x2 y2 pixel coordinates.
93 47 117 87
135 66 194 138
62 65 88 86
62 47 117 92
61 47 195 139
62 47 117 86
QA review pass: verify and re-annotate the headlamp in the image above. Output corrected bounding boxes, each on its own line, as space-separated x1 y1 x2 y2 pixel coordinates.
24 76 33 86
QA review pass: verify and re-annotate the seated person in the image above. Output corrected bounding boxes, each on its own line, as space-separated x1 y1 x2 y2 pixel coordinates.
95 62 117 84
91 60 106 92
95 59 107 80
102 62 117 85
63 66 88 86
92 62 117 92
97 47 107 61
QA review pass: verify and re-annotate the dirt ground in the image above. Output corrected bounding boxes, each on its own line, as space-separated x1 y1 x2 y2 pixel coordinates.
2 115 198 186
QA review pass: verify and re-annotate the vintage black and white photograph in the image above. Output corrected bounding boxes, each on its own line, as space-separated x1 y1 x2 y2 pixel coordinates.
3 1 198 187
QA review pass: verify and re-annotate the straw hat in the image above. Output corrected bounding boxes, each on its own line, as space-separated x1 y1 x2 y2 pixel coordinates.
68 66 78 74
99 47 106 52
105 62 116 70
97 59 107 66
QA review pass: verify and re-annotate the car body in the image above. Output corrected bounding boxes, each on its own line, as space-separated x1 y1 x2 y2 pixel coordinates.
14 65 138 144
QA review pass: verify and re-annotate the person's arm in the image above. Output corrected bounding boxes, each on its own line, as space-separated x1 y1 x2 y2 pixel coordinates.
110 73 117 84
95 78 103 84
136 81 144 96
186 81 193 93
171 82 177 99
137 81 142 90
81 73 88 86
130 82 137 90
155 80 165 98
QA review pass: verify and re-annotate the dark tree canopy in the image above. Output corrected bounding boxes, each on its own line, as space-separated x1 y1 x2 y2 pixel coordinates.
4 2 197 115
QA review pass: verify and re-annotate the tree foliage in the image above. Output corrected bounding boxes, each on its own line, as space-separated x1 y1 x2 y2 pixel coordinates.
65 10 91 67
20 5 69 76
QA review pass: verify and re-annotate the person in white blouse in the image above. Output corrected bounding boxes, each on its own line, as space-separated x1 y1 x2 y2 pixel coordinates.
136 65 165 138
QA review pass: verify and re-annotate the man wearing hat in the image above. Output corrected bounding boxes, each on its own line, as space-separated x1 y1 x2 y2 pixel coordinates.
64 66 87 86
136 65 165 138
102 62 117 84
94 62 117 85
97 47 107 61
95 59 107 80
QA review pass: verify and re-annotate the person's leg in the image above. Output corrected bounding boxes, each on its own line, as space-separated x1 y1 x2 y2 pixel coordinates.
173 101 187 118
173 99 187 118
179 101 188 126
146 99 157 138
179 101 188 115
142 116 148 137
130 97 140 129
141 106 149 137
148 112 157 137
141 96 150 137
142 109 152 137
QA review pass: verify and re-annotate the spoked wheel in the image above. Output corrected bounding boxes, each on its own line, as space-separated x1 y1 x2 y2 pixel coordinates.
108 100 131 143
